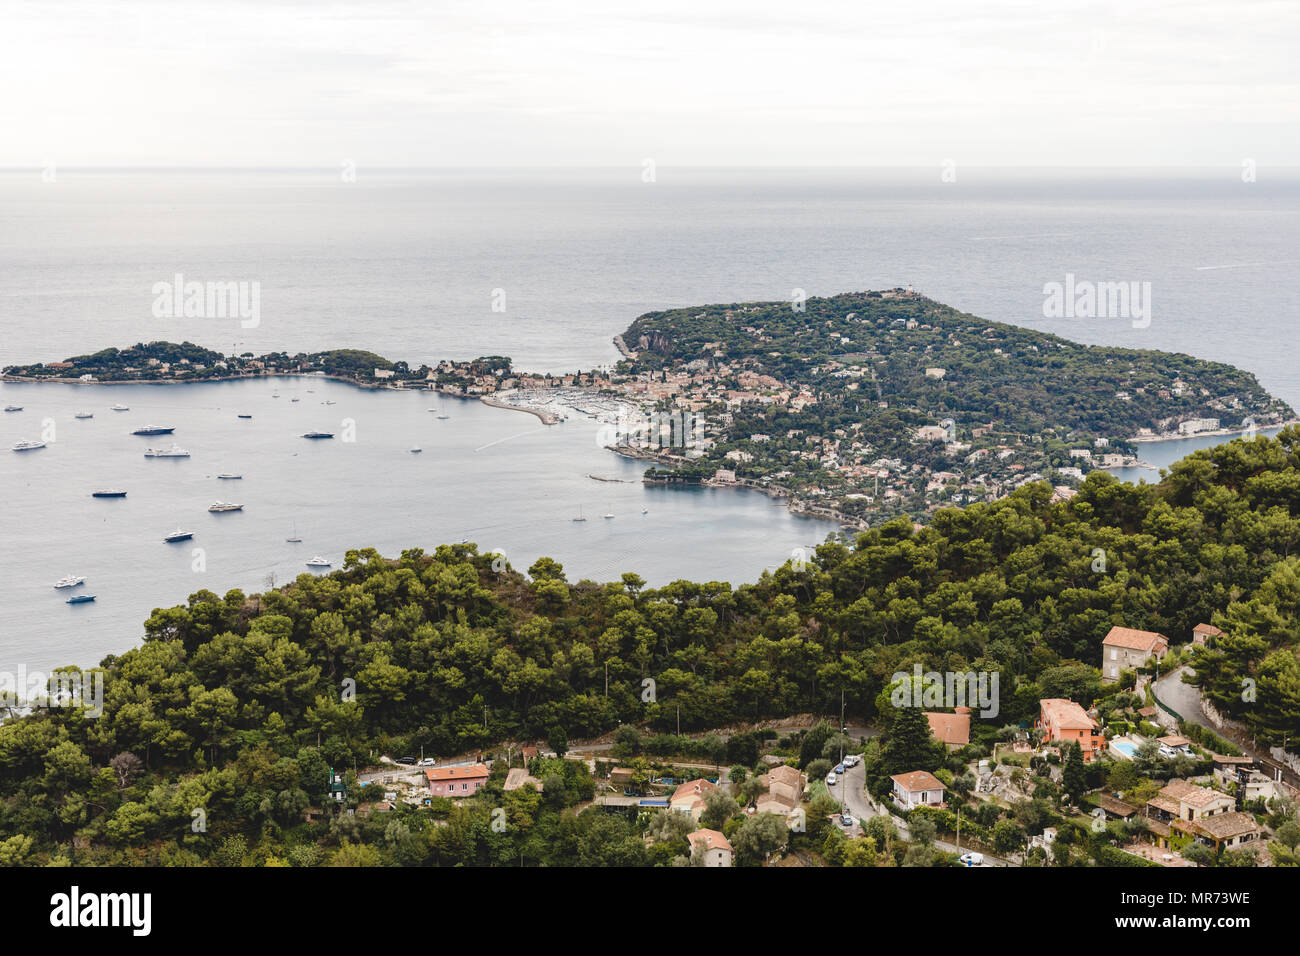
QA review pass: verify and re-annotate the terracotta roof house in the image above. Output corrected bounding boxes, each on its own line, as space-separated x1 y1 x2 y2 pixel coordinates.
924 708 971 749
890 771 946 810
425 764 490 798
1194 811 1260 850
1192 623 1223 647
687 828 734 867
755 765 805 816
1101 626 1169 683
1146 779 1234 827
671 779 718 820
1036 698 1106 762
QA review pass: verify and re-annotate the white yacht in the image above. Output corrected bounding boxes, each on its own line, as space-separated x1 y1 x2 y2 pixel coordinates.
110 403 129 411
305 556 331 567
144 445 190 458
53 575 85 589
163 529 194 543
12 439 45 451
208 502 244 513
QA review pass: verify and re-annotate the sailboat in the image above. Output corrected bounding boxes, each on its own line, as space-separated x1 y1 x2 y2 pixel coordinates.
572 506 587 522
604 504 615 519
286 520 302 543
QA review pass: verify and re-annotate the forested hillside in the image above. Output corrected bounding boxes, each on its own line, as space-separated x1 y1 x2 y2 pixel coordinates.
2 429 1300 865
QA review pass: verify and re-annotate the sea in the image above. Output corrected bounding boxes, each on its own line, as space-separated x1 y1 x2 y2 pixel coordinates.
2 166 1299 673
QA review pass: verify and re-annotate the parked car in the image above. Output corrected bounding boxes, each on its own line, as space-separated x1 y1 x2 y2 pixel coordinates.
840 812 854 827
396 756 416 765
843 754 860 767
826 772 838 786
417 757 436 767
834 763 846 775
959 852 984 867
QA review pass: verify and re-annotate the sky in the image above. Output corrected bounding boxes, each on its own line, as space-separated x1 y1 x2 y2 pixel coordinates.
2 0 1298 167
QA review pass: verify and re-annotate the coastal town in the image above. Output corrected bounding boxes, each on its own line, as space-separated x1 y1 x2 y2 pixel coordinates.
323 620 1296 868
10 291 1292 528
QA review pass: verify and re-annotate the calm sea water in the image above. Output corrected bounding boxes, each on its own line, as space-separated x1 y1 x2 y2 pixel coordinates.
0 378 842 673
1 167 1298 671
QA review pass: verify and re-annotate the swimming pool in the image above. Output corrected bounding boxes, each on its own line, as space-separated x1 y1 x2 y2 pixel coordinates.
1111 740 1138 758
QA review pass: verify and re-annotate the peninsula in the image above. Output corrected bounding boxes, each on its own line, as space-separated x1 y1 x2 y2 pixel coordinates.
5 291 1292 525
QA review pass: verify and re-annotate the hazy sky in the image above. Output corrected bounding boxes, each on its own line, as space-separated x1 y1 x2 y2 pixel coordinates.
3 0 1297 166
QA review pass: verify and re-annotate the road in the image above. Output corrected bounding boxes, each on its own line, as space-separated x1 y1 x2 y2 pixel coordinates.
1156 664 1300 791
829 758 1016 866
1153 665 1213 732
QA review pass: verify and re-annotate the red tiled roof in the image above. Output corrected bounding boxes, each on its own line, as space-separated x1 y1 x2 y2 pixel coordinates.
426 764 489 782
1039 698 1097 731
1102 626 1169 652
891 771 945 793
688 828 733 852
925 711 971 746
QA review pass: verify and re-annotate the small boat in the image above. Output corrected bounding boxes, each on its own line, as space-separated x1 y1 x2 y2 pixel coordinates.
144 445 190 458
286 521 302 543
272 392 280 398
217 474 242 480
53 575 85 589
302 432 334 439
237 414 252 419
305 556 331 567
642 508 648 515
3 405 22 412
132 425 175 435
75 412 94 419
12 439 45 451
572 506 587 522
604 512 615 520
92 489 127 498
410 447 422 454
208 502 244 513
110 403 129 411
436 414 450 420
290 398 300 403
66 594 96 605
163 529 194 543
323 400 336 405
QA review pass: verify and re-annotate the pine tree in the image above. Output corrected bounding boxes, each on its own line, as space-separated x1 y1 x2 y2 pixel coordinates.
882 705 939 775
1062 741 1086 805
